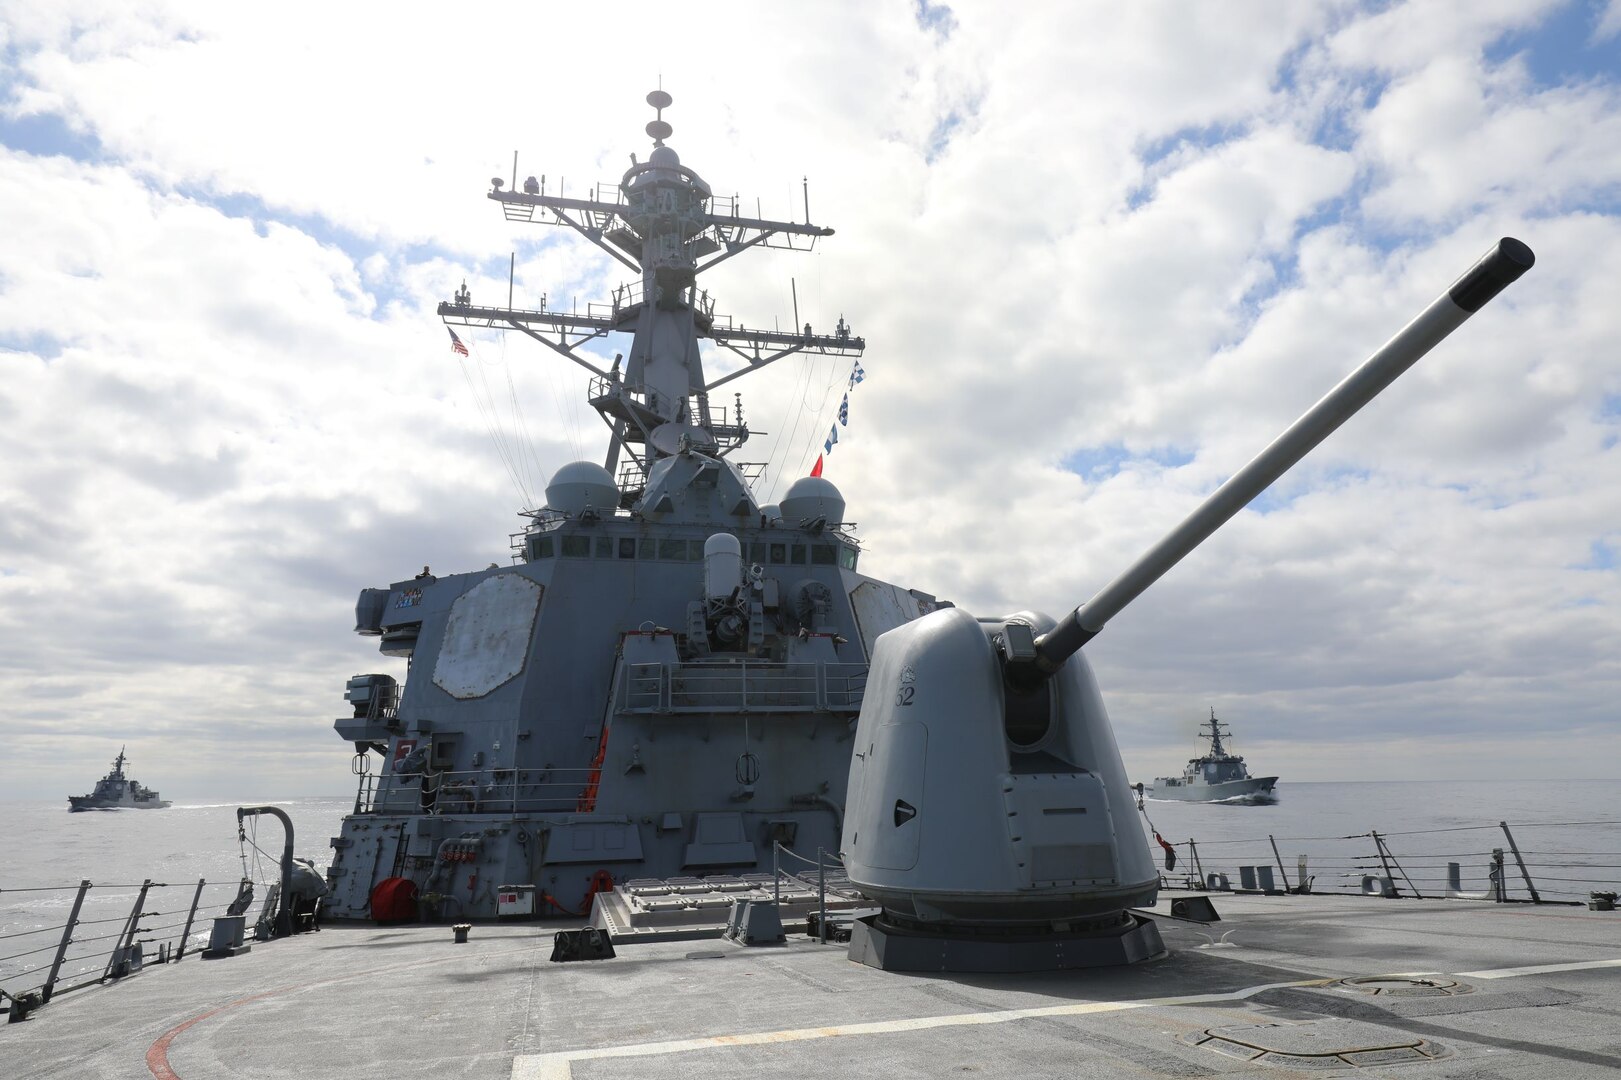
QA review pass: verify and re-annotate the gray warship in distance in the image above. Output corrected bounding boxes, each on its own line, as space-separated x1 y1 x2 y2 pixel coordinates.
1150 708 1278 804
323 90 923 922
67 747 170 811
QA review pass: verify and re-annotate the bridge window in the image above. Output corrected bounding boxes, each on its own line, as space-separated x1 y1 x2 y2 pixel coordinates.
659 538 686 561
811 545 836 566
561 536 590 558
769 542 786 564
532 535 555 559
838 546 858 571
595 537 614 559
790 544 807 565
639 538 657 559
618 538 637 559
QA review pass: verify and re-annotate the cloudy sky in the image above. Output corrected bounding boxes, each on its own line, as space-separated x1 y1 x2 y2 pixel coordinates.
1 1 1617 801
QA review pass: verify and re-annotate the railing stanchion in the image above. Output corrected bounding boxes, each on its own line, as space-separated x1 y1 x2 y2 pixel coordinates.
1500 822 1541 903
817 847 828 944
1371 832 1399 898
42 880 91 1003
773 842 781 905
1268 835 1292 893
1188 840 1205 887
175 878 206 962
104 879 152 981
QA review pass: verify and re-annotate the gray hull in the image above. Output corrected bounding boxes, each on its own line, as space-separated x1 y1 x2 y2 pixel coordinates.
1150 776 1277 804
68 796 171 811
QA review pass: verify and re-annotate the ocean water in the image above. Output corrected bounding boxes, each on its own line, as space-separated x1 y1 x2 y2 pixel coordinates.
3 781 1618 994
1 797 351 995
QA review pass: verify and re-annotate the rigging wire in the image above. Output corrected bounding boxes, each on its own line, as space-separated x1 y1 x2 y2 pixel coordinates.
455 332 534 507
472 336 536 509
762 340 818 502
499 331 550 503
788 349 844 482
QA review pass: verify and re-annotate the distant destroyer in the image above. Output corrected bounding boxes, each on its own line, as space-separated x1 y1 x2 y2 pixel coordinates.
1150 709 1277 804
68 747 171 811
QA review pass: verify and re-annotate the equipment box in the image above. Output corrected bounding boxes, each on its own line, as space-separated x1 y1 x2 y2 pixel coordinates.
497 884 536 919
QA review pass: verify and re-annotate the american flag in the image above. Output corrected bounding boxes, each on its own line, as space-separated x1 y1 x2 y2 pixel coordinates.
448 327 469 356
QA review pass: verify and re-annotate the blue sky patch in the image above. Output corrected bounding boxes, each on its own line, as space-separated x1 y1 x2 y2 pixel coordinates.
914 0 956 37
0 108 103 163
1137 120 1249 171
1063 443 1194 480
1485 1 1621 89
1579 539 1617 571
1 331 64 361
926 110 963 164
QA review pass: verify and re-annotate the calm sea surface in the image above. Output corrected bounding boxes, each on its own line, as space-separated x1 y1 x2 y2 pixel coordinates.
3 781 1618 989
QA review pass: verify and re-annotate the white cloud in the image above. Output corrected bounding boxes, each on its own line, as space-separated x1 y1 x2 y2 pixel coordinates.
0 0 1617 802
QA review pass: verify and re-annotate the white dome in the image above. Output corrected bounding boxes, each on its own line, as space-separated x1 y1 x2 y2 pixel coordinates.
759 503 782 523
649 144 681 168
779 477 845 527
545 461 619 516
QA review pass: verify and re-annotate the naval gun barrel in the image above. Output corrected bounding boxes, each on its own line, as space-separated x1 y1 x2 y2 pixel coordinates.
1032 237 1535 672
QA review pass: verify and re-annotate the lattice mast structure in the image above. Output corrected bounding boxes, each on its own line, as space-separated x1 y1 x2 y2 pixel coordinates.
438 90 864 505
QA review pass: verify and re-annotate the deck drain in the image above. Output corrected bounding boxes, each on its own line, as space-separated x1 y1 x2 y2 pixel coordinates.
1184 1019 1450 1069
1338 976 1473 996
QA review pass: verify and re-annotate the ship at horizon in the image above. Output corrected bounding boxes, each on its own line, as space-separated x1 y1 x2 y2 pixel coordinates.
1149 708 1278 804
67 747 171 811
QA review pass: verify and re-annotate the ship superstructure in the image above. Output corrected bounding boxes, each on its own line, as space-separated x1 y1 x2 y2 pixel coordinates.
322 93 939 921
67 747 170 811
1151 708 1278 804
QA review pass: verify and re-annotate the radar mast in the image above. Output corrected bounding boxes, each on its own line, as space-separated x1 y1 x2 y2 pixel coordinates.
438 90 865 507
1200 707 1232 758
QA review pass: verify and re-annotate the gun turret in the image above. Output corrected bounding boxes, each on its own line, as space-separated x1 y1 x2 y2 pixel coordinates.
841 238 1534 974
1027 237 1534 673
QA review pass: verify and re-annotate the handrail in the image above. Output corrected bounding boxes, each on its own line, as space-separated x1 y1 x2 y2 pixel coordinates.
0 876 284 1010
1151 817 1614 904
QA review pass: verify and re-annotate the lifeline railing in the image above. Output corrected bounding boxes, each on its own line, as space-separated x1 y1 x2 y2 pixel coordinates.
0 877 277 1014
770 842 857 944
352 765 602 816
1153 818 1621 905
620 661 868 714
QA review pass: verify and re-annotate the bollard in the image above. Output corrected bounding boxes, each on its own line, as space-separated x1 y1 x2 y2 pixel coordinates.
452 923 471 944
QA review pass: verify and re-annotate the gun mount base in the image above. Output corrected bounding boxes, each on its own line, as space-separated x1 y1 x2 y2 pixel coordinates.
846 909 1165 973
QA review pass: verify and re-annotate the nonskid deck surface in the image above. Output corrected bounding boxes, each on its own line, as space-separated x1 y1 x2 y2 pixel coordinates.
7 894 1620 1079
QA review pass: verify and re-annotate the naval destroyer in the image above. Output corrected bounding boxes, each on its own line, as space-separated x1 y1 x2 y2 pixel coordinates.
1151 708 1279 804
323 90 924 923
66 747 170 811
12 92 1618 1080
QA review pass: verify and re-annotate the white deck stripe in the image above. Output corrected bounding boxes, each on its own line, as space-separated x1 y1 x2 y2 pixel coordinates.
1456 957 1621 979
510 977 1328 1080
511 956 1621 1079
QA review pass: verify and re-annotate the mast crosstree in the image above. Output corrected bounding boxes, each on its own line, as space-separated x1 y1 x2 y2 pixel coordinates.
437 90 864 502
